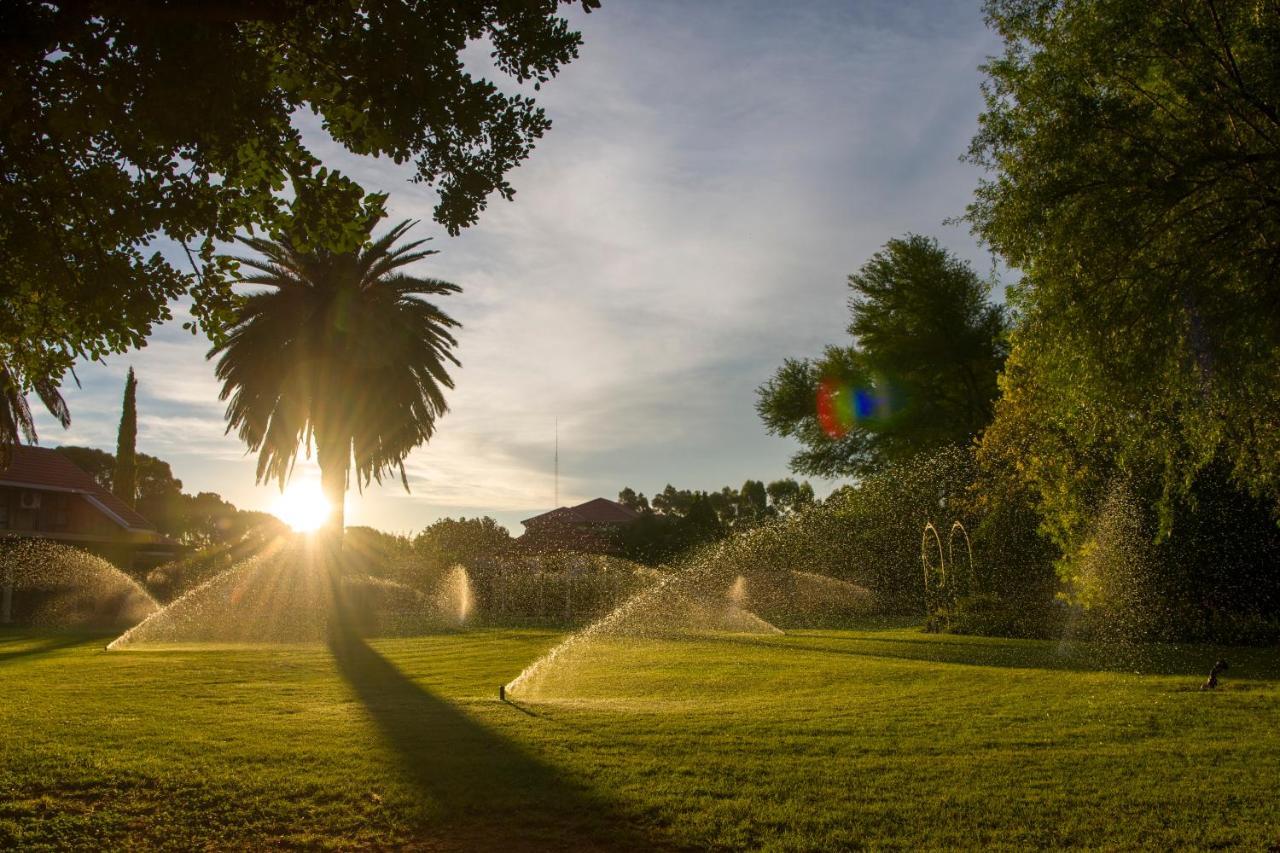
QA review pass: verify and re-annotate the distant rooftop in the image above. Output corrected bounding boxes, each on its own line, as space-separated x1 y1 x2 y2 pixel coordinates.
521 497 640 528
0 445 156 531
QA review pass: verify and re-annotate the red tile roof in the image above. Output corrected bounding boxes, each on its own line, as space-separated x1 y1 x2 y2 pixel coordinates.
521 497 640 527
0 445 157 531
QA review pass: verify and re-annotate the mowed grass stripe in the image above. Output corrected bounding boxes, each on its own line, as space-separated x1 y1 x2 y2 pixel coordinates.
1 627 1276 850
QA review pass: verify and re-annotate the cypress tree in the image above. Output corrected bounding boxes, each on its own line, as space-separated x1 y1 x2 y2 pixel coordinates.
112 367 138 507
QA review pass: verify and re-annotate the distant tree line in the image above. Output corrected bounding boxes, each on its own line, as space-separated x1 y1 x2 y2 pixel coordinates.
53 446 279 548
615 479 815 565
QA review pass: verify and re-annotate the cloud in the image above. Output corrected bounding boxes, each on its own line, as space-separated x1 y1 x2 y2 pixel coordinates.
30 0 1002 533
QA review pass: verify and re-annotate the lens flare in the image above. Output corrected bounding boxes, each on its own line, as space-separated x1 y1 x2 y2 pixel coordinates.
272 482 331 533
816 376 896 437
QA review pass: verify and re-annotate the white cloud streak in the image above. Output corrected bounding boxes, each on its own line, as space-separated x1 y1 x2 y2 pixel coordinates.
31 0 1001 534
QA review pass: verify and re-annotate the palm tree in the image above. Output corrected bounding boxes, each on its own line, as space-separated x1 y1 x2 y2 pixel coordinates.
0 356 71 466
209 220 461 544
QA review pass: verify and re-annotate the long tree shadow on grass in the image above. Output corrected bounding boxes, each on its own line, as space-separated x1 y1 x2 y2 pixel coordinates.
327 616 671 851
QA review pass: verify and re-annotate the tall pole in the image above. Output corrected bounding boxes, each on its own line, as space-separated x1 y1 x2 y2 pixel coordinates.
554 416 559 508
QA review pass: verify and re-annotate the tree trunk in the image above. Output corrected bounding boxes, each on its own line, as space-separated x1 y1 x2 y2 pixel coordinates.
316 436 349 546
315 434 350 619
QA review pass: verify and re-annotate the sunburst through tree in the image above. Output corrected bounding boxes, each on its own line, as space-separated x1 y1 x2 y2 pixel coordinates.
209 220 461 549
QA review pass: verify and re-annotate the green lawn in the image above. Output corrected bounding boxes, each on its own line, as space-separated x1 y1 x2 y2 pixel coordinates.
2 625 1277 850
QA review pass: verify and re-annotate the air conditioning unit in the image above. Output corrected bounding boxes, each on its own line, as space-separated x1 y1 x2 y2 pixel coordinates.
19 491 42 510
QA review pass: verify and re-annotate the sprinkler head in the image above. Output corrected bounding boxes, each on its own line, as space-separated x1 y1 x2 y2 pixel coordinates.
1201 659 1229 691
499 684 506 702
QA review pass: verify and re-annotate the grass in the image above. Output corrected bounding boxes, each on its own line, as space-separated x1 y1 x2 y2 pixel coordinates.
1 624 1278 850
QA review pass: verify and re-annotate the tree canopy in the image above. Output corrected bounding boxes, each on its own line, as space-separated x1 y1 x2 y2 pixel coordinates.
616 478 816 564
757 235 1007 478
968 0 1280 515
0 0 598 445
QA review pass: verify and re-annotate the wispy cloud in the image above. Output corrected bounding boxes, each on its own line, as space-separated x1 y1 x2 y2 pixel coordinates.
31 0 1001 534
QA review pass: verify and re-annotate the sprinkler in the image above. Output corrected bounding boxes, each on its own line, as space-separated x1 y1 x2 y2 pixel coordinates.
1201 659 1229 690
499 684 506 702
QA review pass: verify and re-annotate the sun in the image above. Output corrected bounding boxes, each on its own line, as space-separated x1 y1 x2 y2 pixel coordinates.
272 482 331 533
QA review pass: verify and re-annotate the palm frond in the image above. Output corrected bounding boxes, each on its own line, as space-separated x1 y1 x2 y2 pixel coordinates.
212 220 463 493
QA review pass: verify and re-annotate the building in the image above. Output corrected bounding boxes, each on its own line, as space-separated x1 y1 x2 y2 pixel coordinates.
518 497 640 555
0 445 174 569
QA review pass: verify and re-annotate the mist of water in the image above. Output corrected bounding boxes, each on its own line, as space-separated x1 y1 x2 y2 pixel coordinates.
108 540 476 648
437 564 473 626
0 538 158 629
504 511 885 698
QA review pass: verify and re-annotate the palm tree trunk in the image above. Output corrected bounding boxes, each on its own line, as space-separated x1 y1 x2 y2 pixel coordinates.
316 434 349 612
316 436 348 544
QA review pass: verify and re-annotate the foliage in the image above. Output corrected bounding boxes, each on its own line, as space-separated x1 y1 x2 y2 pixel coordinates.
53 445 277 548
0 0 599 444
177 493 282 550
616 478 815 564
968 0 1280 515
410 516 513 585
758 235 1007 477
1058 472 1280 644
819 446 979 613
111 368 138 507
0 355 68 465
980 309 1280 641
143 520 284 602
209 220 461 536
468 554 653 626
947 593 1063 640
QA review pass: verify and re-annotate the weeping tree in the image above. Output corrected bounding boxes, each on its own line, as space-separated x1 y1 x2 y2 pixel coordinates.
209 219 461 548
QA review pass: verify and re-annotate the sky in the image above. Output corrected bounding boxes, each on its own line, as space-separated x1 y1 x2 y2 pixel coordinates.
33 0 1004 536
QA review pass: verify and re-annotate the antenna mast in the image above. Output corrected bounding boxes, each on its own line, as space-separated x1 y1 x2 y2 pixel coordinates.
554 417 559 508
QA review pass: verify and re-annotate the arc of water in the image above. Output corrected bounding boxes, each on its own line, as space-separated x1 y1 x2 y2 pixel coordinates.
504 566 784 698
921 522 946 616
947 521 975 600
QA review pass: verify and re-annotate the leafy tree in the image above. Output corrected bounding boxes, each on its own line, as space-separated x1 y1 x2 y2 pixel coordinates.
133 463 185 536
758 235 1007 478
52 446 115 488
765 479 816 515
414 516 513 571
968 0 1280 512
737 480 769 525
650 484 693 518
617 487 651 513
615 477 817 564
1 0 599 453
52 443 281 546
177 491 247 547
112 368 138 507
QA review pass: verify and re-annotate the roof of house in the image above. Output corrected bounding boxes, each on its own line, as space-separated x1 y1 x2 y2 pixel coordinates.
521 497 640 528
0 445 157 531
